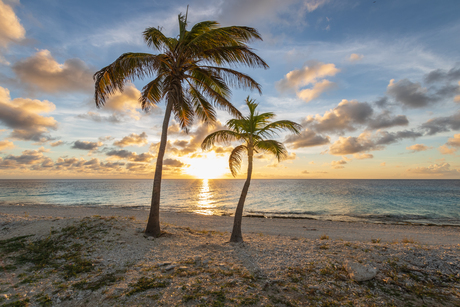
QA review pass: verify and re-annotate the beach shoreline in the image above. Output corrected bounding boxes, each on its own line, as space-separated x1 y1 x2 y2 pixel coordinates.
1 203 459 306
1 203 459 245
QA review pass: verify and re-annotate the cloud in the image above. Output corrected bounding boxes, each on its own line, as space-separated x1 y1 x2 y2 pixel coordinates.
439 134 460 155
303 100 408 135
276 61 339 102
0 149 52 170
297 79 336 103
367 112 408 130
50 140 63 147
348 53 364 62
0 0 25 49
406 163 460 176
276 61 339 92
387 69 460 108
331 159 346 169
77 112 122 124
101 84 143 120
71 140 103 150
0 139 14 151
380 162 386 167
329 130 422 155
301 170 309 174
420 111 460 135
113 132 148 147
0 86 57 141
284 128 330 149
12 50 93 93
353 153 373 160
163 158 185 168
303 99 373 134
406 144 432 153
106 149 155 162
424 66 460 84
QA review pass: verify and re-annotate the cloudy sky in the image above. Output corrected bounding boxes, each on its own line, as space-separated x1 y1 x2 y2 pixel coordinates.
0 0 459 179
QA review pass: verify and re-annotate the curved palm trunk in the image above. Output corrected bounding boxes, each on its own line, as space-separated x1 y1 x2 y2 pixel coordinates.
230 145 253 243
145 101 173 237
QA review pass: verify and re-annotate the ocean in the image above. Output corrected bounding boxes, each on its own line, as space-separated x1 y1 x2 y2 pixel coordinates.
0 179 459 226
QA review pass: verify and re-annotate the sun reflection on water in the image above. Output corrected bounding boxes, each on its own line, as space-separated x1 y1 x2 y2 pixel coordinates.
194 179 215 215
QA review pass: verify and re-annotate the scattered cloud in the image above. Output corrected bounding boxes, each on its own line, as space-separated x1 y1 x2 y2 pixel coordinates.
77 112 122 124
329 130 422 155
113 132 148 148
0 139 14 151
387 67 460 108
406 163 460 177
12 50 93 93
331 159 346 169
0 0 25 49
303 99 408 135
420 111 460 135
406 144 432 153
50 140 63 147
353 153 373 159
284 128 330 149
71 140 103 150
348 53 364 62
380 162 386 167
0 149 52 170
276 61 339 103
100 84 144 120
438 134 460 155
106 149 155 162
163 158 185 168
0 86 57 142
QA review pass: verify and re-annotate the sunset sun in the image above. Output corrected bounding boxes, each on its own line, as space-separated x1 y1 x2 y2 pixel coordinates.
184 152 229 179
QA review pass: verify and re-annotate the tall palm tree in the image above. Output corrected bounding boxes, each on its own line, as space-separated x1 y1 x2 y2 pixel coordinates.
94 13 268 237
201 98 301 242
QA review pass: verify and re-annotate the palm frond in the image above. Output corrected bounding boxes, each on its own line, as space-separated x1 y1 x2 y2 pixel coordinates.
255 140 288 162
201 66 262 94
94 53 160 107
143 27 176 51
229 145 247 177
257 120 302 139
201 130 244 151
140 74 165 110
188 83 217 123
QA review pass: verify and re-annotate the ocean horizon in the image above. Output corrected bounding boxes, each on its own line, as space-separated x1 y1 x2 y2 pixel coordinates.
1 179 459 226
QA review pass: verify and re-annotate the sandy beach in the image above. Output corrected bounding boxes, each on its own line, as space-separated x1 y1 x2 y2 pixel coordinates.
1 203 459 306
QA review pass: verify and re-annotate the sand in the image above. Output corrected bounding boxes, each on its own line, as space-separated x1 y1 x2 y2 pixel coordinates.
1 203 459 306
1 203 459 245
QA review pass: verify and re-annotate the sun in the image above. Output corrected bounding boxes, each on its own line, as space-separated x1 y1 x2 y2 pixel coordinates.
184 152 229 179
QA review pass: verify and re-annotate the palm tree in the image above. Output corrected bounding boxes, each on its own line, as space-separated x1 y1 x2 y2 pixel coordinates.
201 97 301 242
94 12 268 237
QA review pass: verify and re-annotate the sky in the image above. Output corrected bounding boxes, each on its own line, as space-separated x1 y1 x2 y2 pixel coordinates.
0 0 459 179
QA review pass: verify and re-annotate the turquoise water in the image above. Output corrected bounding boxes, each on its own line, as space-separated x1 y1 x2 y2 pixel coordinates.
0 179 459 225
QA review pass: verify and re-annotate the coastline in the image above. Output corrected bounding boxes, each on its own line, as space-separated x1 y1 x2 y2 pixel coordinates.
1 203 459 306
1 203 459 245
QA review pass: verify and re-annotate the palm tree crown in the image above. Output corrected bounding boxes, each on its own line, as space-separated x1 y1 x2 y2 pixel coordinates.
202 97 302 177
94 13 268 129
202 97 301 242
93 13 268 237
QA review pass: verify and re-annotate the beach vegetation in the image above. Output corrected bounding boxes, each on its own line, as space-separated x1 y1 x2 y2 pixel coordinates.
93 10 268 238
126 276 170 296
320 234 329 240
201 98 301 242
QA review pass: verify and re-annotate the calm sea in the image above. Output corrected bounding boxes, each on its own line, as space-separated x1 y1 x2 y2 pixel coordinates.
0 179 459 226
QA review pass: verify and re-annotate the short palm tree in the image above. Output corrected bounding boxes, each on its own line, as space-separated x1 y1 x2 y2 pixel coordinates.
94 13 268 237
201 97 301 242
